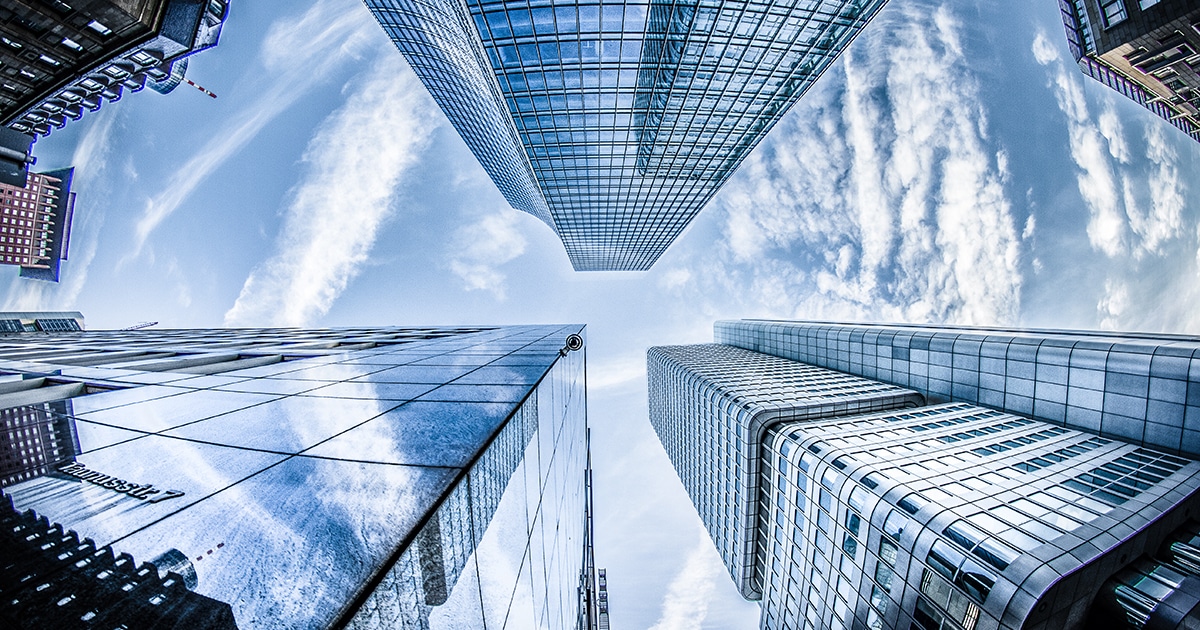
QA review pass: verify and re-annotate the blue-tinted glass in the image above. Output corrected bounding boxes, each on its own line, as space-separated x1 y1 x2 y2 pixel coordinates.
365 0 889 270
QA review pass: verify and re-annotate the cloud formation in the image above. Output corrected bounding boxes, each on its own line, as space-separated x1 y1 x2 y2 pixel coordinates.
696 2 1022 326
647 529 723 630
125 0 382 261
1031 30 1188 260
448 211 528 299
1030 29 1196 332
224 54 439 327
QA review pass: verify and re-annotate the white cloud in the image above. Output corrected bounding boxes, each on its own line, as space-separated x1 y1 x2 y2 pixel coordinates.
1031 30 1188 263
658 267 692 291
1029 29 1194 331
125 0 382 262
223 53 439 326
647 529 723 630
1032 30 1127 257
703 3 1022 326
1098 278 1130 330
589 354 647 390
448 211 528 299
1132 122 1186 256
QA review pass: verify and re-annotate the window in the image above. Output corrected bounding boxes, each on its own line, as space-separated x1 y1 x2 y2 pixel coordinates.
86 20 112 36
943 520 1020 571
899 492 929 515
1099 0 1127 26
883 509 908 541
1138 0 1160 7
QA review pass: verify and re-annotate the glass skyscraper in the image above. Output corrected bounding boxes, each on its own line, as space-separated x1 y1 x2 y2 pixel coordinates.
0 323 595 629
649 320 1200 629
365 0 889 271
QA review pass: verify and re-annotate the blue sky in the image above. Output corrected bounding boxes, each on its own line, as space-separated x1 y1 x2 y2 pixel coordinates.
6 0 1200 627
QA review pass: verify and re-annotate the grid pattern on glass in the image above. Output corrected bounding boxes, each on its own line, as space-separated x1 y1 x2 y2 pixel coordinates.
1059 0 1096 58
471 0 890 270
647 343 921 599
363 0 554 227
756 402 1200 629
0 324 588 629
1063 448 1189 506
345 343 588 628
367 0 890 270
715 320 1200 458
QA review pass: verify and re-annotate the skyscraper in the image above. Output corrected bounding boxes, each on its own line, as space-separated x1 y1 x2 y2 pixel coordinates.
366 0 889 271
0 168 75 281
0 323 596 629
649 321 1200 629
1 0 229 140
1057 0 1200 143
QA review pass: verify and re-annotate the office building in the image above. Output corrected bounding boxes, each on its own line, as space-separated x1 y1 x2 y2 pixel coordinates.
0 323 596 629
1057 1 1200 143
715 320 1200 458
0 310 84 332
1 0 229 140
366 0 889 271
0 167 75 281
649 322 1200 629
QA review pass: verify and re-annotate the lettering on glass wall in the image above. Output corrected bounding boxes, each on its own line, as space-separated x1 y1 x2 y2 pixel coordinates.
56 462 185 503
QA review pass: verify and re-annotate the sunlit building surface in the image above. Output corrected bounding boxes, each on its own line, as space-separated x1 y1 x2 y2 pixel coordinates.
0 324 594 629
366 0 889 270
1057 0 1200 143
1 0 229 140
649 322 1200 629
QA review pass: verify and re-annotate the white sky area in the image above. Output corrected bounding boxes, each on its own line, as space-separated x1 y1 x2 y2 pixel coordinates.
7 0 1200 627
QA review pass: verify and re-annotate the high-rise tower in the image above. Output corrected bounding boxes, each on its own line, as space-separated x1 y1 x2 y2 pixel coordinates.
0 323 595 629
650 321 1200 629
1057 0 1200 143
365 0 889 270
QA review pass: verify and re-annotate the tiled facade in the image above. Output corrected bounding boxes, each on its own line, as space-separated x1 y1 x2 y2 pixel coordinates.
716 320 1200 458
0 324 592 629
366 0 890 271
650 322 1200 629
758 403 1200 630
647 343 922 598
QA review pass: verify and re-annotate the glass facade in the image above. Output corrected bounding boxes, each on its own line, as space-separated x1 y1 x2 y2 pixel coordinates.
650 322 1200 629
0 324 591 629
366 0 890 270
